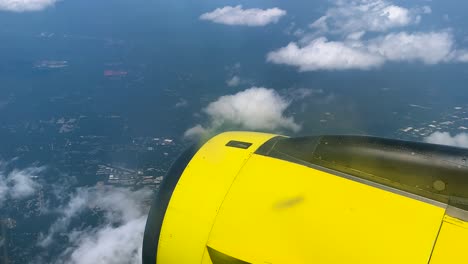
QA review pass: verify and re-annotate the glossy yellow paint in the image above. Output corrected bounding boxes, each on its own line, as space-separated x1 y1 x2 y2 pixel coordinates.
155 131 468 264
430 215 468 263
156 131 276 264
206 154 446 264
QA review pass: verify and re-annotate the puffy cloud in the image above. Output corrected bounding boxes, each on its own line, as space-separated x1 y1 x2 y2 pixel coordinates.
226 75 241 87
268 31 468 71
8 168 41 198
1 162 150 264
0 164 42 205
367 31 454 64
310 0 427 34
184 124 208 139
40 186 152 264
267 37 384 71
271 0 468 71
0 0 57 12
184 87 300 139
63 217 146 264
200 5 286 26
424 132 468 148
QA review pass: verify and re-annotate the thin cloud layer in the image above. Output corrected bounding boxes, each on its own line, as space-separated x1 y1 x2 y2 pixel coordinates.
226 75 241 87
175 98 188 108
0 0 58 12
424 132 468 148
454 50 468 62
200 5 286 26
0 163 43 205
310 0 429 34
40 186 152 264
184 87 300 139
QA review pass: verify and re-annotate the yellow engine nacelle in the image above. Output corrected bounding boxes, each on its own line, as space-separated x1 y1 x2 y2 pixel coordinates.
143 131 468 264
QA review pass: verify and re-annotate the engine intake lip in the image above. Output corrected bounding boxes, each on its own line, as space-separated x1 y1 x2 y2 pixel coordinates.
142 144 200 264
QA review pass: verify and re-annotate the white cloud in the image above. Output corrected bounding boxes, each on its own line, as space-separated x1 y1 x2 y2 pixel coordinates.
175 98 188 108
8 168 41 198
367 31 454 64
0 0 57 12
421 6 432 14
453 50 468 62
310 0 427 34
0 176 7 204
0 164 42 205
267 37 385 71
347 31 366 40
200 5 286 26
274 0 468 71
443 14 450 22
309 16 329 33
39 188 90 247
184 87 300 139
1 163 151 264
268 31 468 71
184 124 208 139
40 186 152 264
424 132 468 148
226 75 241 87
284 88 322 101
64 217 146 264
